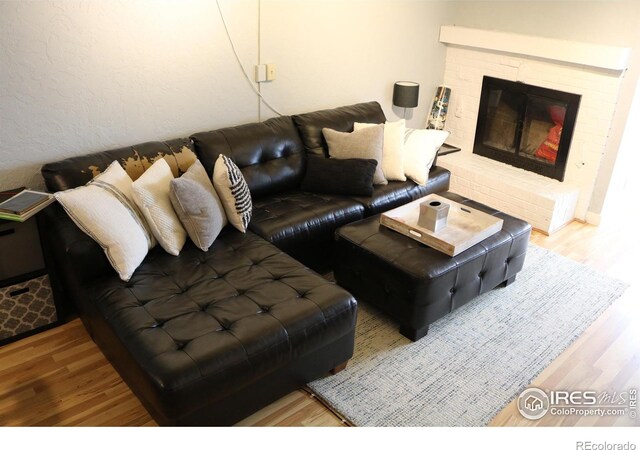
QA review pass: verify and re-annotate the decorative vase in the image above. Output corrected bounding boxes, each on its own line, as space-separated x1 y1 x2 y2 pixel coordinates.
418 200 450 232
426 85 451 130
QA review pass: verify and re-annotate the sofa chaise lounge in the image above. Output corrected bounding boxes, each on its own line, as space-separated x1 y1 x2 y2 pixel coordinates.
39 102 451 425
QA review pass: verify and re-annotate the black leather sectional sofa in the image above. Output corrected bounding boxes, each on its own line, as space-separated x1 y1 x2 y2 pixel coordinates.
39 102 451 425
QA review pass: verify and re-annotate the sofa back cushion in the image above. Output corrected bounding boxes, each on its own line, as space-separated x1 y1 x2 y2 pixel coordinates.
41 138 197 192
292 101 386 157
191 116 305 199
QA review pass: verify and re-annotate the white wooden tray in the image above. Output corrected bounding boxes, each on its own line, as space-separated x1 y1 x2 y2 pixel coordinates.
380 194 503 256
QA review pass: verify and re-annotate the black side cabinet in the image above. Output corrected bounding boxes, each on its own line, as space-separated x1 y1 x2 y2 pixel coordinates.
0 214 60 345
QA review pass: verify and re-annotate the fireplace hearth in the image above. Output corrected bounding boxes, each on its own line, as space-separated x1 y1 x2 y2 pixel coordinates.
473 76 581 181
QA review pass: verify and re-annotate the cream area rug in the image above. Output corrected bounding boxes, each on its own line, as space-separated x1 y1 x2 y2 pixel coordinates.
309 244 628 426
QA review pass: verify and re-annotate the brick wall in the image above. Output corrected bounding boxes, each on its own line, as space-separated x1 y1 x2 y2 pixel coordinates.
438 152 579 233
442 45 625 221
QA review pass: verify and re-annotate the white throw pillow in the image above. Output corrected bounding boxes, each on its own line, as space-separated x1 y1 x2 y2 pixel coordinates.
132 158 187 256
354 119 407 181
404 129 449 186
54 161 156 282
212 154 252 233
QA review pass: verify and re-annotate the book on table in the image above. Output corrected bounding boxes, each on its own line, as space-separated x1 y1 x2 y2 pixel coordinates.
0 188 55 222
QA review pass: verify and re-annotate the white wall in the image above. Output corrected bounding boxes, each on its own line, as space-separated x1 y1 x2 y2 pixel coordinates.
0 0 259 190
451 0 640 218
604 77 640 214
0 0 454 191
259 0 452 124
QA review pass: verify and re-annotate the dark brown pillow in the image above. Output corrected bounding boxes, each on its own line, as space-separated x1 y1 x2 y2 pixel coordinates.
301 157 377 197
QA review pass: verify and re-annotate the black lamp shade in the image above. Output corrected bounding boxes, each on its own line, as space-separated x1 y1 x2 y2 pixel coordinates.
393 81 420 108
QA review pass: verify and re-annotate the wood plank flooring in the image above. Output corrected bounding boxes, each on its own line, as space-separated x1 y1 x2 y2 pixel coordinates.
491 205 640 427
1 209 637 426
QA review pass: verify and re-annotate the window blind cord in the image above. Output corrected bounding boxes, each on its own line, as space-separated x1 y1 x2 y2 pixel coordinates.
215 0 284 117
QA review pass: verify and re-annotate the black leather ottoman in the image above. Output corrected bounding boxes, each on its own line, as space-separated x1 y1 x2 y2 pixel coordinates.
333 192 531 341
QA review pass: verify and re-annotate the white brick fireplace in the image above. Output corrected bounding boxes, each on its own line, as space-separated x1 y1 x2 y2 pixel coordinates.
437 26 630 233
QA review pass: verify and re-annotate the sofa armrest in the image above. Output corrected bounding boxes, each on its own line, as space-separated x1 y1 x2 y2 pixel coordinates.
432 143 461 167
39 203 113 316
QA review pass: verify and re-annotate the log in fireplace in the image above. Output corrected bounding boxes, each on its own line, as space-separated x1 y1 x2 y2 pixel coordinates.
473 76 581 182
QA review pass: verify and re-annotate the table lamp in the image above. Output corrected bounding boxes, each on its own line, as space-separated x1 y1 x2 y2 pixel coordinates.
393 81 420 118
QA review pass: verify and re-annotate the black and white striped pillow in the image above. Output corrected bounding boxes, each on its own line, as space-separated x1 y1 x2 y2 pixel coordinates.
212 154 252 233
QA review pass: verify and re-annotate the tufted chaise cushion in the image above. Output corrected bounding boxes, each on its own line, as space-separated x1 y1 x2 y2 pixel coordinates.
86 229 357 422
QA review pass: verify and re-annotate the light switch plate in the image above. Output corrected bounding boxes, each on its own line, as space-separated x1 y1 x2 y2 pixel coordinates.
266 63 276 81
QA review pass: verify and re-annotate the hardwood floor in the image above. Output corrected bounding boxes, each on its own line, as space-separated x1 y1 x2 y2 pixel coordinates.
1 208 637 426
490 205 640 427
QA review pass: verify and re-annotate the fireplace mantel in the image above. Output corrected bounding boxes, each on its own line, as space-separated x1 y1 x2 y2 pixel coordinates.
439 26 630 72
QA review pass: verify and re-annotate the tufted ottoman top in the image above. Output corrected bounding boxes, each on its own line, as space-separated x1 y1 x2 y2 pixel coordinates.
89 230 357 399
335 193 531 283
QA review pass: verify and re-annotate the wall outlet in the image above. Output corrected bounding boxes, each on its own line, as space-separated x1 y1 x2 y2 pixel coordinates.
266 63 276 81
455 98 464 118
255 64 267 83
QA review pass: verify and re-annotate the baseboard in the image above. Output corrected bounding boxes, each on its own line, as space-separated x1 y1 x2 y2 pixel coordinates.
532 227 549 236
585 211 601 226
536 218 585 236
